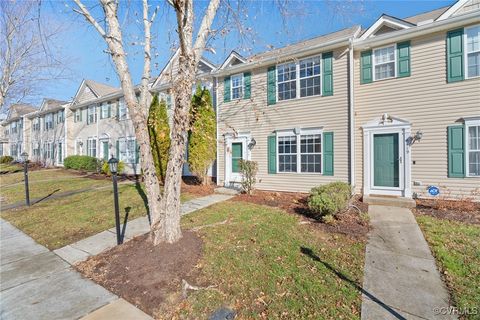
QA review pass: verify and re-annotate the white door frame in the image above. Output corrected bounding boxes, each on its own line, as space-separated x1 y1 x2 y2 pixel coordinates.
224 132 251 187
363 115 412 198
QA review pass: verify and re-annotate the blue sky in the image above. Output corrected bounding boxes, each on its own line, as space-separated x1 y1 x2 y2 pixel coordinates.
38 0 454 105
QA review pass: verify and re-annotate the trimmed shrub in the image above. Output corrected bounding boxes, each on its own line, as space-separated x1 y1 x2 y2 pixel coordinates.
308 182 351 218
0 156 14 164
64 155 101 172
148 94 170 182
239 160 258 195
188 85 216 185
101 160 125 176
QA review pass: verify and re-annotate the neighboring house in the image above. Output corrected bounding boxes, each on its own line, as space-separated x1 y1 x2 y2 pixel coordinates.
214 26 361 192
353 0 479 199
0 104 37 161
214 0 479 200
0 113 7 156
26 99 69 166
150 49 217 177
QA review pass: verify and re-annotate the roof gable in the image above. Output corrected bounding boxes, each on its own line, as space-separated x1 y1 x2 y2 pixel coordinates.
437 0 480 20
6 104 36 121
72 80 117 105
360 15 414 40
219 51 246 70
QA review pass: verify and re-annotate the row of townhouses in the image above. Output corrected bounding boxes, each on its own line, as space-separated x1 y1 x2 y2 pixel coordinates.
1 0 479 200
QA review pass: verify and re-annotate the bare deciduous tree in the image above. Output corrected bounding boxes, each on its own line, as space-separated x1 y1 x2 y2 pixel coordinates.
73 0 220 244
0 0 67 110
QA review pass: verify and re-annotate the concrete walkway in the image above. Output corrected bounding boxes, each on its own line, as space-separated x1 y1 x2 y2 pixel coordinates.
361 205 455 320
55 193 233 265
0 219 152 320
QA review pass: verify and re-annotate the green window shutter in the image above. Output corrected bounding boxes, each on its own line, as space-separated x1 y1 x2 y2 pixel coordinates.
74 111 77 123
223 76 231 102
448 125 465 178
322 52 333 96
79 109 83 122
116 140 119 159
135 141 140 164
267 135 276 174
243 72 251 99
360 50 373 84
323 132 334 176
267 66 276 105
108 104 111 118
397 41 411 78
447 28 464 83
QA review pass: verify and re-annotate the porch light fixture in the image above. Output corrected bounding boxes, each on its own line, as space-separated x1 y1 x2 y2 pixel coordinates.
108 157 119 174
407 130 423 146
248 138 256 150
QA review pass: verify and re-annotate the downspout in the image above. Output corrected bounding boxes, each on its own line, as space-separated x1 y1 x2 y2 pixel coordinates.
348 37 356 191
214 76 219 185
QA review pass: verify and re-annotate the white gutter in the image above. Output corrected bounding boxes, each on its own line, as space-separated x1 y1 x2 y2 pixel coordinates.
215 76 219 185
213 30 360 77
348 37 356 190
354 11 480 49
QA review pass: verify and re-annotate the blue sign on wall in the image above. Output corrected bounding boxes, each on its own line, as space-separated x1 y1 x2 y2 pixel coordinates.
427 186 440 196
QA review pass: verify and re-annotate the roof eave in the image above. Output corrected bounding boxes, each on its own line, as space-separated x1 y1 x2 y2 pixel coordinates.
354 10 479 49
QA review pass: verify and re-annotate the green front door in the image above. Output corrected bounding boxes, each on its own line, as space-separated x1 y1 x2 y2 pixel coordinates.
103 141 109 161
231 142 243 173
373 133 399 188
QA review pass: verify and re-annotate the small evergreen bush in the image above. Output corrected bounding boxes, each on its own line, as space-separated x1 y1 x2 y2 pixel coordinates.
0 156 14 164
64 155 100 172
101 160 125 176
308 182 351 218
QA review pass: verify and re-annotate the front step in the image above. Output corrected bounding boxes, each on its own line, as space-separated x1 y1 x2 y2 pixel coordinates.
363 195 416 208
214 187 240 195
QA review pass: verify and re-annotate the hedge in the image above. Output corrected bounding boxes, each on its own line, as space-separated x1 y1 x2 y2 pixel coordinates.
63 155 101 172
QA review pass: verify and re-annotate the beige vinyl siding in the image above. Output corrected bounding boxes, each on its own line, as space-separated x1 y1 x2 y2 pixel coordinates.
217 46 350 193
354 27 480 200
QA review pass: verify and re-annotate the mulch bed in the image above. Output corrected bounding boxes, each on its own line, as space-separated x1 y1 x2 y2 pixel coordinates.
414 198 480 225
232 191 370 240
76 231 203 318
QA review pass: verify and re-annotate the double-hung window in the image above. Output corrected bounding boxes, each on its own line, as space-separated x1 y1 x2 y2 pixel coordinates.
231 74 243 100
87 106 97 124
75 109 82 122
373 45 396 80
277 129 322 173
466 121 480 176
299 56 321 97
57 110 64 123
118 137 136 163
466 25 480 78
45 114 53 130
101 102 110 119
277 62 297 101
118 99 128 120
87 138 97 157
33 118 40 131
11 122 17 134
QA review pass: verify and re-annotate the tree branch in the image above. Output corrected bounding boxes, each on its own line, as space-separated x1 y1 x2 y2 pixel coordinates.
72 0 107 38
192 0 221 65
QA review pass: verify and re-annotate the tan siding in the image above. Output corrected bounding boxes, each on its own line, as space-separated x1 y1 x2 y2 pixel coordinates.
354 29 480 200
217 47 351 193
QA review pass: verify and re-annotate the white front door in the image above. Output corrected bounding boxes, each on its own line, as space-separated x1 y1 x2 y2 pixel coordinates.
363 115 412 198
224 134 250 187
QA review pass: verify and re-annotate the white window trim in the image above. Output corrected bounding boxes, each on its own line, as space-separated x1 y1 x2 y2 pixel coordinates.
465 119 480 177
118 136 136 163
101 103 110 119
464 24 480 80
372 44 397 81
298 55 322 98
276 54 323 103
230 73 244 100
87 137 97 158
118 99 129 120
87 105 97 124
275 127 323 174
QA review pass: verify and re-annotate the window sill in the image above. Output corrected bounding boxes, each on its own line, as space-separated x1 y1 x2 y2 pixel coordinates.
274 93 328 105
276 172 323 175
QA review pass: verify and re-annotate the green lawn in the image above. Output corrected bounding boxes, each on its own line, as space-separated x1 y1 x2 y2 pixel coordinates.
416 215 480 319
172 201 366 319
0 168 81 186
0 163 23 174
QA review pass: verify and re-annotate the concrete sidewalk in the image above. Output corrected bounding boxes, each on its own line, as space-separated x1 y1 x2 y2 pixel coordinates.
0 219 151 320
54 193 233 265
361 205 456 320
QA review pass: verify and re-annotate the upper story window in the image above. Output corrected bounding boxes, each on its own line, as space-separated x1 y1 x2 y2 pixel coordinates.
277 55 324 102
74 109 82 122
4 129 9 135
299 56 321 97
87 105 97 125
57 110 64 124
11 121 17 134
231 74 243 100
118 99 128 120
277 62 297 101
45 114 53 130
466 25 480 79
466 120 480 176
101 102 111 119
33 118 40 131
373 45 396 80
